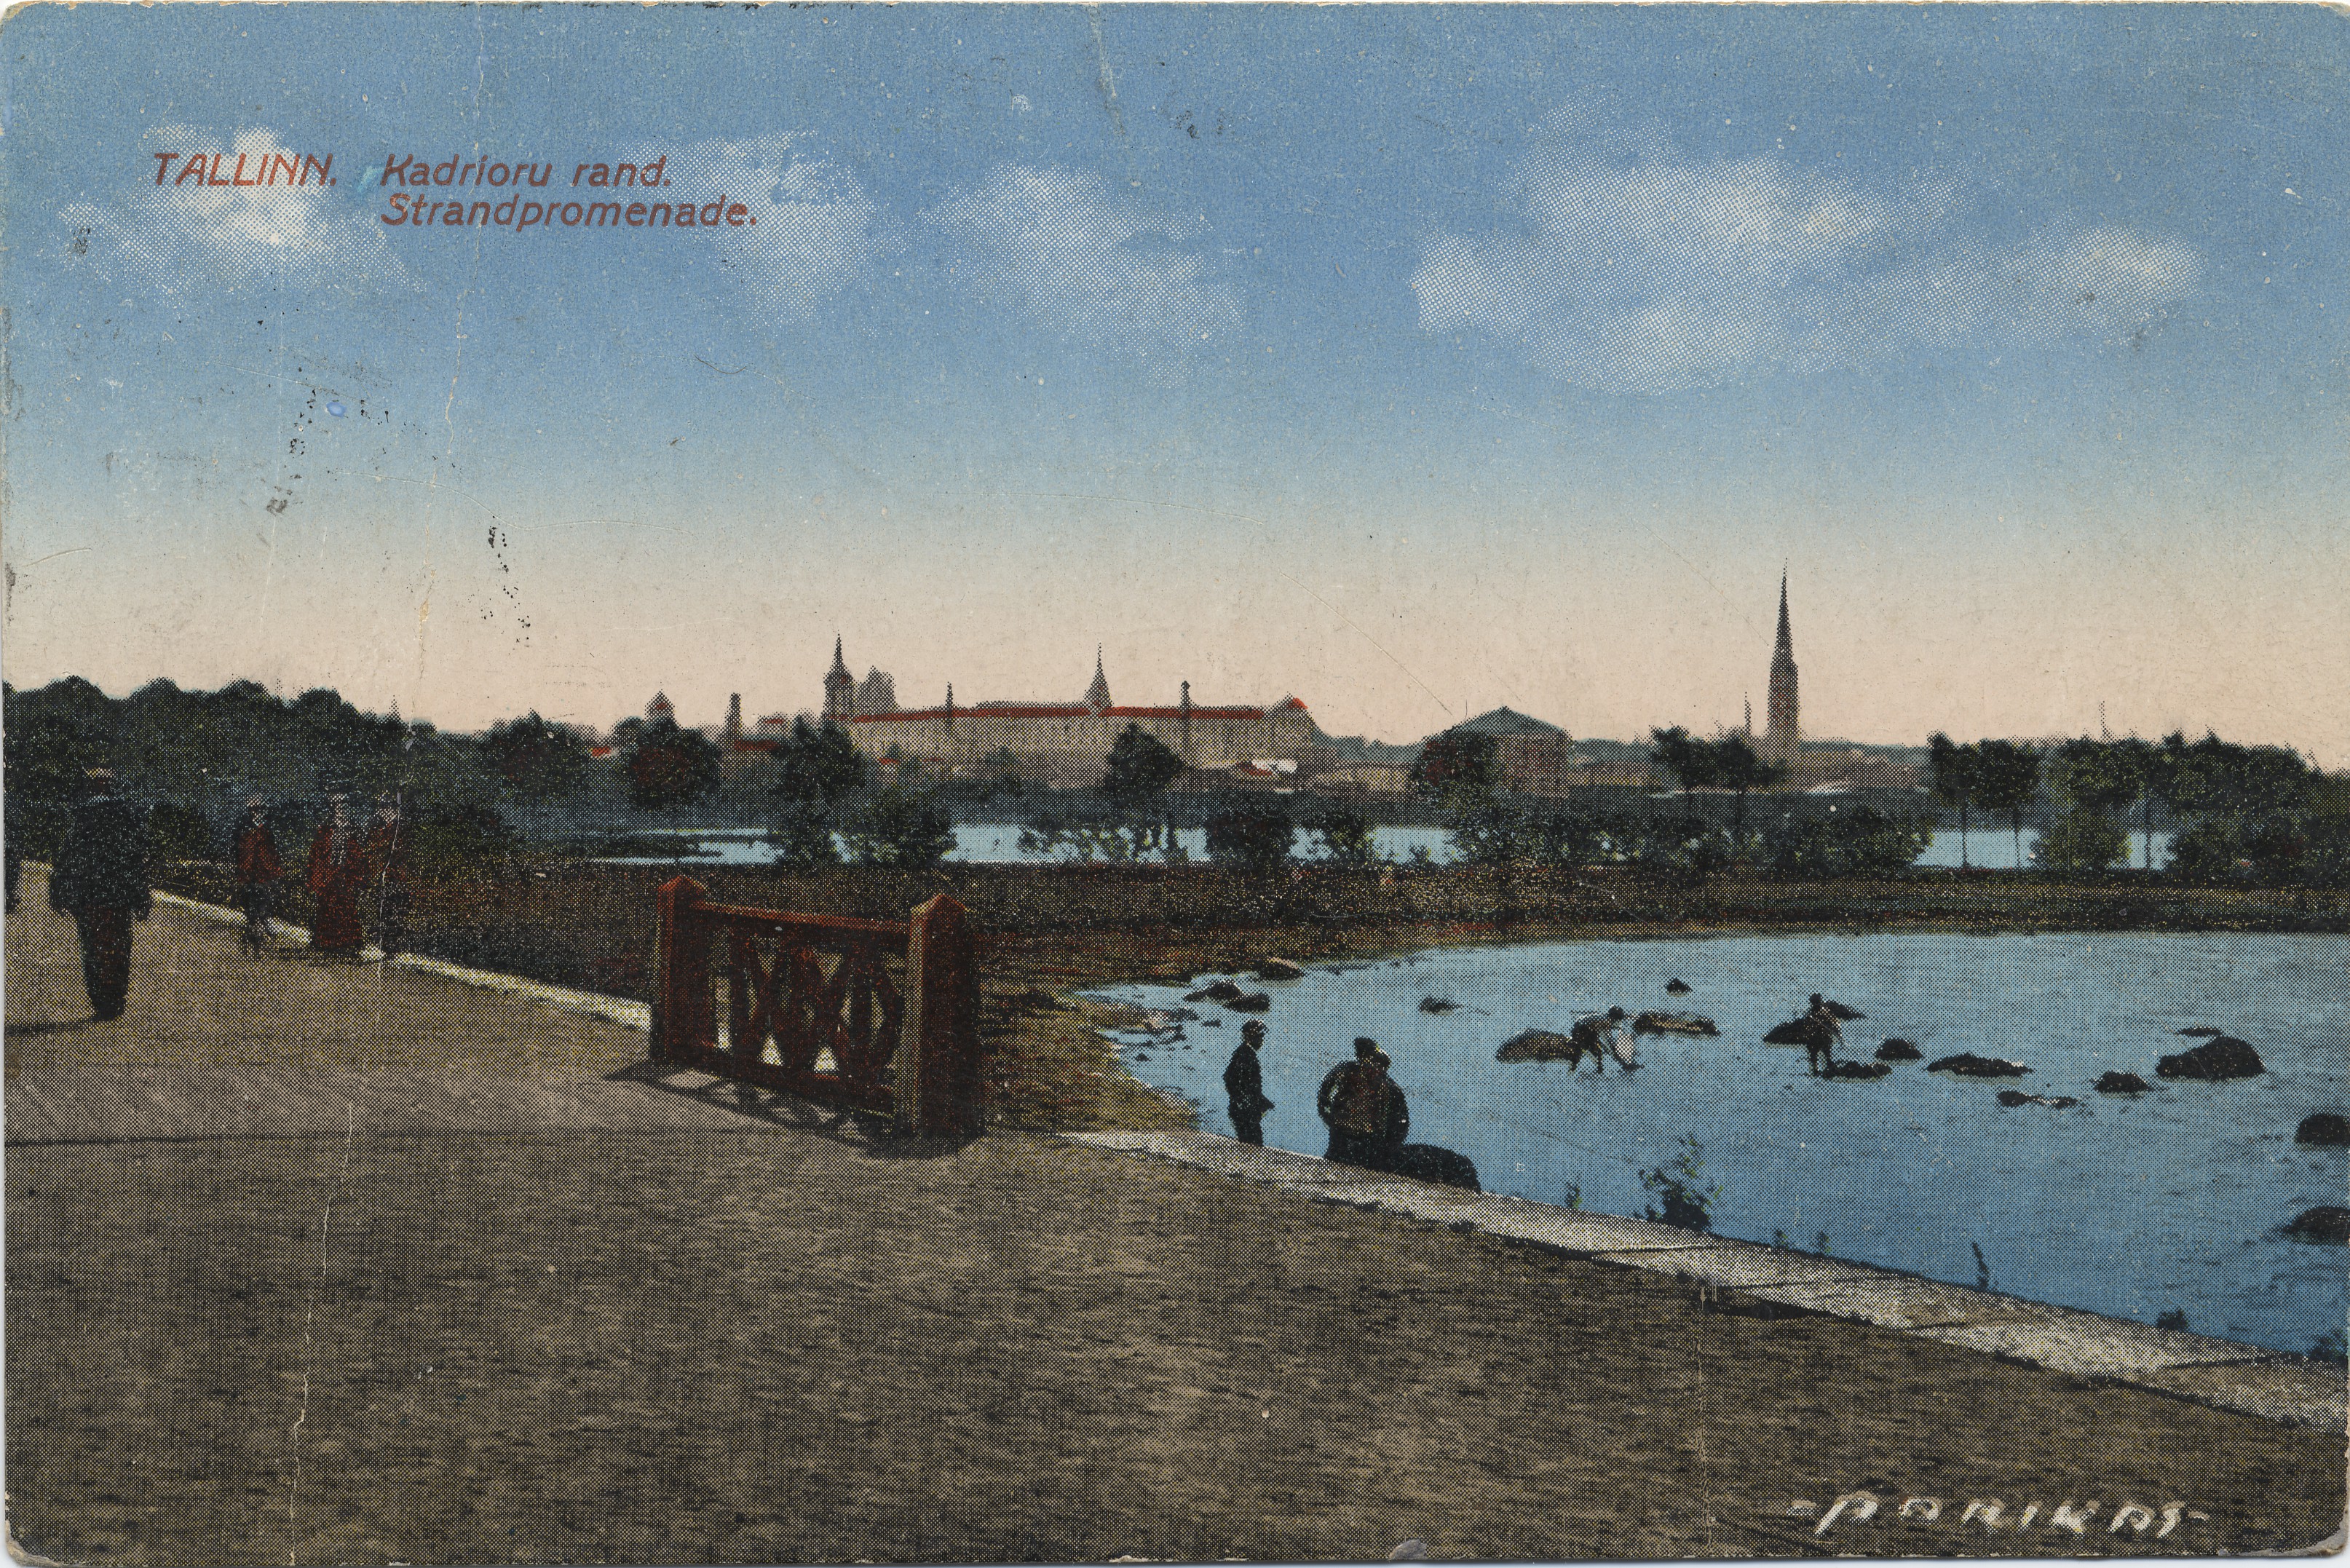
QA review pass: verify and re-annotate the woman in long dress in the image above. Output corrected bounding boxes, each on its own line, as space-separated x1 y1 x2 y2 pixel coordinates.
306 794 370 954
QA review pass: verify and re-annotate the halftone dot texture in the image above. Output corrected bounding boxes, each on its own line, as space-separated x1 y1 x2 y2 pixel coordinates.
647 135 883 328
933 164 1243 359
1413 122 2202 394
58 125 412 300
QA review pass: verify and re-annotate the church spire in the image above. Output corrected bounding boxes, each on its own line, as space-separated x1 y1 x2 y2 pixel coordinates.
1765 571 1799 759
1083 646 1112 712
823 635 855 721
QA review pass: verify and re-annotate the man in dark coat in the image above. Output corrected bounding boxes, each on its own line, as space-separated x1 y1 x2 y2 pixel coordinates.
233 797 285 954
1317 1037 1409 1170
47 769 154 1020
1222 1018 1274 1145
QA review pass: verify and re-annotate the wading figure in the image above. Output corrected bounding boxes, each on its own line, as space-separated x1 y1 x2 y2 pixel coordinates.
1317 1038 1409 1170
1570 1006 1635 1072
232 797 284 954
1222 1018 1274 1146
47 768 153 1020
305 793 370 955
1802 995 1845 1075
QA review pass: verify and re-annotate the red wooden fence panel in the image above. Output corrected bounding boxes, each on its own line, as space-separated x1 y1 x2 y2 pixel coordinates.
650 876 981 1136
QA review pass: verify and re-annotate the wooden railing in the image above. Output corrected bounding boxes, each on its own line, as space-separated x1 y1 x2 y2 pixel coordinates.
650 876 981 1137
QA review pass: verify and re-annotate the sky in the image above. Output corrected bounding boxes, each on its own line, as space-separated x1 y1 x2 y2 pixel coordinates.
1 4 2343 761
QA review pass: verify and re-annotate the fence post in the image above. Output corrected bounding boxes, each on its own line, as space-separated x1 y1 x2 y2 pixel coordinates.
652 875 710 1062
897 894 978 1137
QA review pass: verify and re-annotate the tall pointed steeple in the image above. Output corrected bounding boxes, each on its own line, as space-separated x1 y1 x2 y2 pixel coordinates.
823 635 856 721
1083 646 1112 713
1765 571 1799 760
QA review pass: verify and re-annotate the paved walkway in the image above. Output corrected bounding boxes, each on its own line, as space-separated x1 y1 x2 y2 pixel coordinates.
5 874 2343 1565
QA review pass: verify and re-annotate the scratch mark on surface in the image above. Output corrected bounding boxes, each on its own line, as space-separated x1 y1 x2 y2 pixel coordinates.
17 546 91 569
286 1102 357 1567
694 356 748 376
1088 7 1127 141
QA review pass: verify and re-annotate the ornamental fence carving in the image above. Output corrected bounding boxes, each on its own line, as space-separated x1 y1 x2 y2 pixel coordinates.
650 876 981 1136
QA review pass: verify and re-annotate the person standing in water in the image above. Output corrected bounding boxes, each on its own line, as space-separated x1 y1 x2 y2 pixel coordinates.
1222 1018 1274 1145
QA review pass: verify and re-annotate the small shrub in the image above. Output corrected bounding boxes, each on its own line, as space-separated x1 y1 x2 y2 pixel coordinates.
2035 806 2129 876
2155 1307 2191 1333
840 788 956 870
1639 1136 1722 1232
1305 801 1377 866
1204 796 1292 874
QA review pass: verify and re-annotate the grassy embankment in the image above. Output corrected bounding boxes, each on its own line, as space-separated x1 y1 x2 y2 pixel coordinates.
155 858 2349 1132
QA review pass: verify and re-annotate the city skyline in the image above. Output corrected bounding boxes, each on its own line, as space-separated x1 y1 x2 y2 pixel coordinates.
2 7 2341 762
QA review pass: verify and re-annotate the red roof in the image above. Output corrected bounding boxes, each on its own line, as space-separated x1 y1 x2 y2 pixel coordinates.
849 702 1299 724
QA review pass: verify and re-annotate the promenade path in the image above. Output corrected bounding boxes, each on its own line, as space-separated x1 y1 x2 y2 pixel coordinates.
5 871 2342 1565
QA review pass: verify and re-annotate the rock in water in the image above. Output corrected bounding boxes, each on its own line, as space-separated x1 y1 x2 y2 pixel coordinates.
1225 991 1273 1013
2096 1072 2153 1095
1821 1059 1891 1080
1632 1010 1719 1037
2175 1026 2224 1037
2294 1112 2350 1147
1254 957 1305 981
1998 1089 2081 1109
1393 1144 1481 1192
1664 978 1693 996
2285 1206 2350 1243
1497 1029 1581 1064
1185 981 1245 1003
1875 1038 1923 1061
1816 997 1867 1021
1928 1053 2031 1078
1419 996 1460 1015
1765 1016 1833 1046
2155 1036 2265 1081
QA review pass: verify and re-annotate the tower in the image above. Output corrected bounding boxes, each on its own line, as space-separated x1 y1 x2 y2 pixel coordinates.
1765 573 1799 760
1083 646 1112 713
724 693 743 748
823 636 855 721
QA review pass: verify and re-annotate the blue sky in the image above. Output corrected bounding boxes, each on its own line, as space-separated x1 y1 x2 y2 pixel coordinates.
3 4 2343 759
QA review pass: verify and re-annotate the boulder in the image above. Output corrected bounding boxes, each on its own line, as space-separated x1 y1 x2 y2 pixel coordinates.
1665 978 1693 996
1632 1010 1719 1037
1821 1060 1891 1081
1185 981 1245 1003
2294 1113 2350 1147
1224 991 1273 1013
2095 1072 2153 1095
2175 1026 2224 1037
1765 1016 1834 1047
1254 957 1306 982
1393 1144 1481 1192
2155 1036 2265 1081
1496 1029 1582 1064
1419 996 1460 1015
1997 1090 2081 1109
1875 1039 1923 1062
1928 1053 2031 1078
2284 1206 2350 1244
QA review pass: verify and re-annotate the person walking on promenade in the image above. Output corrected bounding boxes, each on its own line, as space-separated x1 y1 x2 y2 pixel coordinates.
232 797 284 954
46 767 153 1020
365 792 413 959
305 793 370 956
1223 1018 1275 1145
1318 1037 1409 1171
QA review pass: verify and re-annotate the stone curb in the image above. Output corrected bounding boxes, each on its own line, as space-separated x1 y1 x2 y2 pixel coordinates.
150 887 652 1034
1063 1128 2349 1435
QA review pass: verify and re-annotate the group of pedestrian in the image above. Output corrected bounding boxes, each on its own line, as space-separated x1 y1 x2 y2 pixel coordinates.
1222 1024 1411 1172
234 791 412 959
41 771 418 1023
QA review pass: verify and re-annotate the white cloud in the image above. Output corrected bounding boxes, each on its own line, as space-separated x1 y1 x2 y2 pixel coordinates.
60 126 411 298
654 135 882 325
933 165 1242 355
1413 137 2202 393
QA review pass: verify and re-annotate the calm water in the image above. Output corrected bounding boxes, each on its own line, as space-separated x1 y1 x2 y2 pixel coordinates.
598 824 2166 870
1090 933 2348 1355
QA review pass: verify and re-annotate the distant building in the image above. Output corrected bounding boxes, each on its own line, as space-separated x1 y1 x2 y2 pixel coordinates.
646 691 676 724
1449 707 1578 795
823 643 1319 788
